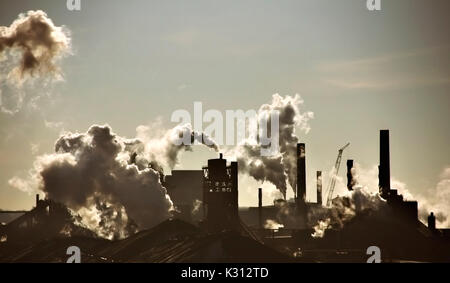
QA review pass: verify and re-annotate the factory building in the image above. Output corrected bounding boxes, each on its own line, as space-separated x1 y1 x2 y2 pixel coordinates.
378 130 418 223
202 154 239 233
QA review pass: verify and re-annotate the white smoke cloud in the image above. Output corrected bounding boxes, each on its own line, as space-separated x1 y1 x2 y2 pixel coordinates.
309 187 386 238
229 94 314 198
313 163 450 237
8 123 218 239
347 163 450 227
0 10 71 114
414 167 450 227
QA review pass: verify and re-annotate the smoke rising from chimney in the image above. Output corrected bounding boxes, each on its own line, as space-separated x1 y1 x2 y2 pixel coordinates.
230 94 314 198
8 123 218 239
310 163 450 237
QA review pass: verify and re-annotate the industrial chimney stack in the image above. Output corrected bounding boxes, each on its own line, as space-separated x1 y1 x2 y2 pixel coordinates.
379 130 391 199
316 171 322 206
296 143 308 227
258 188 263 229
297 143 306 203
347 160 354 191
428 212 436 230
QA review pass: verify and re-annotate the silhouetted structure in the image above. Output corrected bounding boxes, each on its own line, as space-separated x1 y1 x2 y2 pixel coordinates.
296 143 307 227
379 130 391 199
377 130 418 223
316 171 322 206
202 154 239 233
296 143 306 202
1 194 94 243
347 160 354 191
428 212 436 230
258 188 263 229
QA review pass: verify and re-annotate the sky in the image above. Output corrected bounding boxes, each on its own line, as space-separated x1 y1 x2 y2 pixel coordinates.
0 0 449 212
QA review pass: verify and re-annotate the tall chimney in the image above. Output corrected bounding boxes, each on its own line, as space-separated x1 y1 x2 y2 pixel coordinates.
379 130 391 199
428 212 436 230
316 171 322 206
297 143 306 203
347 160 354 191
258 188 263 229
36 194 40 207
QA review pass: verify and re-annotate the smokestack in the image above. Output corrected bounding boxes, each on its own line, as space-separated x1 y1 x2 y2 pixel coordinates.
428 212 436 230
36 194 40 207
258 188 263 229
297 143 306 203
316 171 322 206
379 130 391 199
347 160 354 191
219 153 223 159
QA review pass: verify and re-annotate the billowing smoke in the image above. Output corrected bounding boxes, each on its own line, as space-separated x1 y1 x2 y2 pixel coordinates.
0 10 71 114
132 123 218 170
309 188 385 238
9 123 218 239
345 163 450 227
310 163 450 237
0 10 70 82
231 94 313 198
415 167 450 227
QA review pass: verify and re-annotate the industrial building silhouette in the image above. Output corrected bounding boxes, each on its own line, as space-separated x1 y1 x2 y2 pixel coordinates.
1 129 450 262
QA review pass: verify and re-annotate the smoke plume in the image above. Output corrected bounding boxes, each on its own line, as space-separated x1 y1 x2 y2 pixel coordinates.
9 123 218 239
133 123 218 170
309 188 385 238
231 94 313 198
0 10 71 114
310 163 450 237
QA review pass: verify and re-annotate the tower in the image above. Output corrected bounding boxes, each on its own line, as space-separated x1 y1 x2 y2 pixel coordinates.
202 154 239 233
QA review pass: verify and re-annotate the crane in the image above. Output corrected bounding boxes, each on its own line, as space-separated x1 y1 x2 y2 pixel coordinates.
325 143 350 207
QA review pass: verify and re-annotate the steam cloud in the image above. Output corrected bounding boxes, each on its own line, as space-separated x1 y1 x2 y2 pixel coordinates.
310 163 450 237
309 188 385 238
133 123 219 170
0 10 71 114
9 123 218 239
232 94 313 198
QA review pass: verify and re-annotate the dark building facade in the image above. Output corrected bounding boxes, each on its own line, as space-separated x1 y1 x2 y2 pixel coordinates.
202 154 239 233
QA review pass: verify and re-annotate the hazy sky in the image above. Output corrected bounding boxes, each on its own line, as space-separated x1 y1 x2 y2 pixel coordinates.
0 0 449 210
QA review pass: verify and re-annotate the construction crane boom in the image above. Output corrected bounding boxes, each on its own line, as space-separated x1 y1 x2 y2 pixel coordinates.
326 143 350 207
